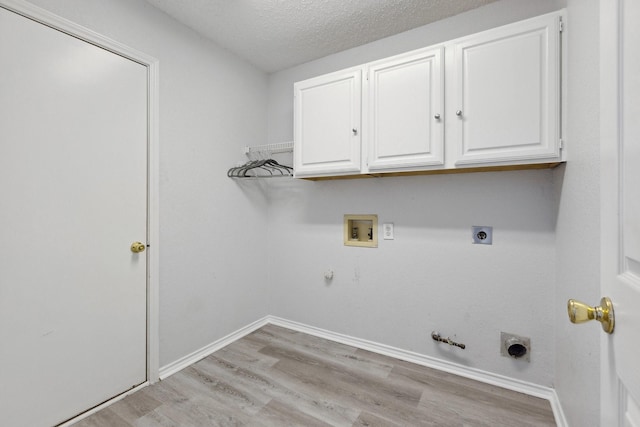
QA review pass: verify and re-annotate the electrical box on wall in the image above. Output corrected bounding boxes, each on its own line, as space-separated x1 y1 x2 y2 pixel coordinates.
344 214 378 248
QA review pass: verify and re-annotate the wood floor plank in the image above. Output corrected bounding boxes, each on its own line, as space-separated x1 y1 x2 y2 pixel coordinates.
254 399 333 427
150 394 252 427
73 408 132 427
74 325 556 426
391 363 555 426
249 325 359 358
198 355 359 426
106 390 163 422
356 347 556 426
132 409 181 427
246 326 394 379
218 339 280 370
179 365 268 416
268 357 435 426
353 411 404 427
212 347 361 426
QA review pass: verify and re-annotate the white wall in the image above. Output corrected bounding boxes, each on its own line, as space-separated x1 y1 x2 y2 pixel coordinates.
22 0 271 367
266 0 565 387
266 172 558 385
554 0 601 425
19 0 602 422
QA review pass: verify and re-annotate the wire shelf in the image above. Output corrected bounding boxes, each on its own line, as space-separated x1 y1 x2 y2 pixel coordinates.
243 141 293 156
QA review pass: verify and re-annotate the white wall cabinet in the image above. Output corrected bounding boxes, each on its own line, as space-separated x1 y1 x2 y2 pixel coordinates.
293 11 565 179
294 68 362 177
450 13 562 167
366 47 445 172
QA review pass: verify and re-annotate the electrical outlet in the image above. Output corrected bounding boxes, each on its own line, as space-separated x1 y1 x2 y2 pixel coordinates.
383 223 394 240
472 226 493 244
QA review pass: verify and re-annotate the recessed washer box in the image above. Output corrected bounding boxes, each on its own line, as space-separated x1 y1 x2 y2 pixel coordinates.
344 214 378 248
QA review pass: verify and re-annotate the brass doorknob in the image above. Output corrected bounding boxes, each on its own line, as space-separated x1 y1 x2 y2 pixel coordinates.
567 297 615 334
130 242 146 253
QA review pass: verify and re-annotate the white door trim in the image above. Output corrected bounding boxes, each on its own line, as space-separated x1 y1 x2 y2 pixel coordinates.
599 0 618 423
0 0 160 384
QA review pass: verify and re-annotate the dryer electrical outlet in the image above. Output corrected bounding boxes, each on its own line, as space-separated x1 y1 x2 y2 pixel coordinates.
472 226 493 244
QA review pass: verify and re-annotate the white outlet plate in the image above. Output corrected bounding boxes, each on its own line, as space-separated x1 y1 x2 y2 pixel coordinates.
383 223 394 240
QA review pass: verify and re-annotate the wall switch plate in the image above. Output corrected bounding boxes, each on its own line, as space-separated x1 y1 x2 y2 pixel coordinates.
383 223 394 240
472 226 493 244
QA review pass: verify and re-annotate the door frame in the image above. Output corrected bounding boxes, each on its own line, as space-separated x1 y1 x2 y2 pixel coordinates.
0 0 160 391
600 0 622 424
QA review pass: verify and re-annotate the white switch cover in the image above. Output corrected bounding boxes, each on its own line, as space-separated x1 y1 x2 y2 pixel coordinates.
383 223 394 240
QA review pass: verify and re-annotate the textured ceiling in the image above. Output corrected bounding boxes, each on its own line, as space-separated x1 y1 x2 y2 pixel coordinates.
144 0 499 73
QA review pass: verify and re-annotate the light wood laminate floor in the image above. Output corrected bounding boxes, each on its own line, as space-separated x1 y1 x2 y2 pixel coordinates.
74 324 556 426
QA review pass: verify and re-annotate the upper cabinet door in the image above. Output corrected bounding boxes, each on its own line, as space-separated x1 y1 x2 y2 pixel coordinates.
366 47 445 172
294 69 362 177
451 13 562 166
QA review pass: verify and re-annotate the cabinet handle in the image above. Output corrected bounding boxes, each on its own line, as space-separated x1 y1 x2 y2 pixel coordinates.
456 110 463 117
352 128 358 136
434 113 441 120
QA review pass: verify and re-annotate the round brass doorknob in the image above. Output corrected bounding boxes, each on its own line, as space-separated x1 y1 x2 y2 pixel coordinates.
130 242 146 253
567 297 615 334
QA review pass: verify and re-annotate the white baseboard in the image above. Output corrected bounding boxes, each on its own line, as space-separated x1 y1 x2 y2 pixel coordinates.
547 389 569 427
159 315 567 427
159 316 271 380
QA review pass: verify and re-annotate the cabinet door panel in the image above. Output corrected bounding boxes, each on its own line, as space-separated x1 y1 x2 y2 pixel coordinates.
294 70 361 177
367 47 444 171
453 14 561 166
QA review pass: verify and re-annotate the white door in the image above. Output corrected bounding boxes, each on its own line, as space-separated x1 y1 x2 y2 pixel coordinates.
366 47 444 172
294 68 362 177
600 0 640 425
0 6 148 427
